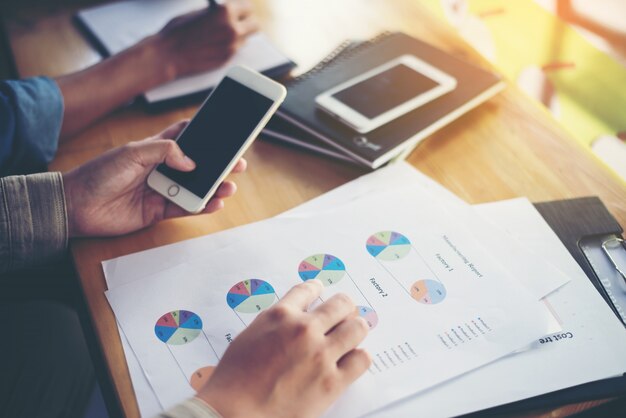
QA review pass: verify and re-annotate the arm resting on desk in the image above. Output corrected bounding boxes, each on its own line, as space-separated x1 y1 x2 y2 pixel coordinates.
56 2 258 139
55 34 171 139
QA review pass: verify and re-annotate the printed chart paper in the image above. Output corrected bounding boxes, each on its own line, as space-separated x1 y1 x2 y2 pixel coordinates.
106 186 553 417
102 162 569 416
373 199 626 417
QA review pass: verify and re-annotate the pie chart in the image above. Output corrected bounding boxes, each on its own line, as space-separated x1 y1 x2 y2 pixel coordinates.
154 310 202 345
358 305 379 329
226 279 278 314
366 231 411 261
190 366 215 391
298 254 346 286
410 279 446 304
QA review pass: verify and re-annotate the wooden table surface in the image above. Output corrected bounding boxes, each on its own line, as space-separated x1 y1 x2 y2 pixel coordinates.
5 0 625 417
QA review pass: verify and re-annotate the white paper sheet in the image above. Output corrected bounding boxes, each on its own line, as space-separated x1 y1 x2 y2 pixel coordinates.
77 0 292 103
118 325 163 415
372 198 626 417
77 0 208 53
106 186 553 417
102 163 568 416
111 196 626 417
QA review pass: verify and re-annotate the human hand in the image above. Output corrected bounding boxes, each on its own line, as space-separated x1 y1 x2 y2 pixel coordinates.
62 120 246 238
158 0 259 79
197 280 371 418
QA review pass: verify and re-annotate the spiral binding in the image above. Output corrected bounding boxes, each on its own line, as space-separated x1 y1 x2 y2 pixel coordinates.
289 31 394 86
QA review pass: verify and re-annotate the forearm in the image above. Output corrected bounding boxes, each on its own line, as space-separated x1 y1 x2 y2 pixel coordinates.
56 35 175 139
55 1 257 140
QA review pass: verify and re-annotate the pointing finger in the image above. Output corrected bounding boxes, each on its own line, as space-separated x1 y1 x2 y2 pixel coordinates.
279 280 323 311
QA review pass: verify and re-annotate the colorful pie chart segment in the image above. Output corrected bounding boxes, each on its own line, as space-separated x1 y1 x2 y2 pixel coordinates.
410 279 447 305
298 254 346 286
366 231 411 261
190 366 216 391
226 279 278 314
154 310 202 345
357 305 379 329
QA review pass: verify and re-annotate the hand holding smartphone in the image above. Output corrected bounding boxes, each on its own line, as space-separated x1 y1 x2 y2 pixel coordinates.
147 66 286 213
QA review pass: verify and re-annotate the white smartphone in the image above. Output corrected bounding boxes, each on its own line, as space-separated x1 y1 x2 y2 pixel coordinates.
147 66 286 213
315 55 457 133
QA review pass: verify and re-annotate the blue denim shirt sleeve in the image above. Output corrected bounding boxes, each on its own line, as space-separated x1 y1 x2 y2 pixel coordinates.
0 77 64 176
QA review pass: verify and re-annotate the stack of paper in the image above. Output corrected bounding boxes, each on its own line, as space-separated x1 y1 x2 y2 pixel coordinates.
103 163 626 417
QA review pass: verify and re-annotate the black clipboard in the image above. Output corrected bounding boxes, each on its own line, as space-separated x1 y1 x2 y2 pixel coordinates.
467 197 626 416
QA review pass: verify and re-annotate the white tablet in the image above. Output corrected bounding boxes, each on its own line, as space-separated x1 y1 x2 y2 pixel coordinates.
315 55 457 133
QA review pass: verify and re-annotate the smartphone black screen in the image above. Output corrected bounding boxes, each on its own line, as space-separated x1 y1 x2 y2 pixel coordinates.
157 77 273 197
331 64 440 119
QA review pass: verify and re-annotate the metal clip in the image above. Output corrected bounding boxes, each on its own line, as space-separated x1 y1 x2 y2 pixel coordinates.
602 237 626 286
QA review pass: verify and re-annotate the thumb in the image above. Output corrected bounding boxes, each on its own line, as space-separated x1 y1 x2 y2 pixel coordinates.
156 119 190 140
129 139 196 171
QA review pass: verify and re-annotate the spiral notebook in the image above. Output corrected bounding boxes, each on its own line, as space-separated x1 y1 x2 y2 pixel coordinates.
261 117 358 164
261 40 362 164
271 32 504 168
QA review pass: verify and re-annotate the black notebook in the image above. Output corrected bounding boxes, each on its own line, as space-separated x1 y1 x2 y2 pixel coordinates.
273 32 504 168
261 117 358 164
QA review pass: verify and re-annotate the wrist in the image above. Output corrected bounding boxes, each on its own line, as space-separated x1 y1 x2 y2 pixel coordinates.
197 386 245 418
143 32 180 84
191 397 225 418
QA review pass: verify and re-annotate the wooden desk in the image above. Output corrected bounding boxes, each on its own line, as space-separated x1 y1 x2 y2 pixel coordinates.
5 1 625 417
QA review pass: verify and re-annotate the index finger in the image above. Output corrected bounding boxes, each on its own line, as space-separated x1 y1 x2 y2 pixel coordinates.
279 280 323 311
230 158 247 174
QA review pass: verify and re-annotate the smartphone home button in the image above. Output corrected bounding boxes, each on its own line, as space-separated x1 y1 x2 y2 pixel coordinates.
167 185 180 197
